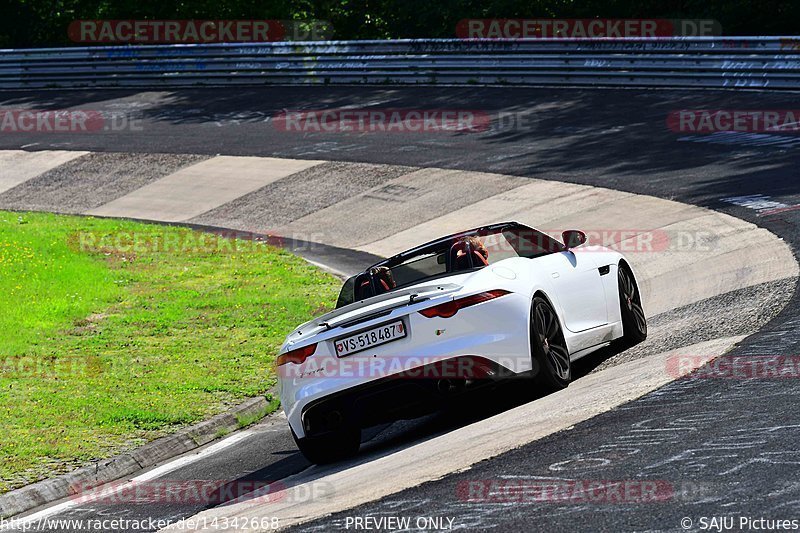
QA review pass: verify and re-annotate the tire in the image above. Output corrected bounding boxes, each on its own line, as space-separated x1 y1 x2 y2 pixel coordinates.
291 425 361 465
617 263 648 346
530 295 571 391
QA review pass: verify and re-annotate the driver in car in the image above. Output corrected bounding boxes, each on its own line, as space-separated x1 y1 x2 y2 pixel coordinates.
452 236 489 270
371 266 396 293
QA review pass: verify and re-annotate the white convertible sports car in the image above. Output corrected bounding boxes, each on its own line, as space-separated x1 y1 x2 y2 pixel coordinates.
277 222 647 463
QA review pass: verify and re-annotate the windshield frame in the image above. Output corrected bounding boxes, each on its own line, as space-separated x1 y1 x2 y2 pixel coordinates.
335 222 564 308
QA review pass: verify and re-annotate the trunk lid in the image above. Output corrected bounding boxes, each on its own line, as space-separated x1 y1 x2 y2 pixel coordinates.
284 282 462 345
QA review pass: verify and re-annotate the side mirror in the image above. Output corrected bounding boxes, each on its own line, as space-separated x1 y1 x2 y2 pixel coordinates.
562 230 587 249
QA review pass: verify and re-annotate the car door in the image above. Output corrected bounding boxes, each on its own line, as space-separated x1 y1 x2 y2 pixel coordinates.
537 250 609 332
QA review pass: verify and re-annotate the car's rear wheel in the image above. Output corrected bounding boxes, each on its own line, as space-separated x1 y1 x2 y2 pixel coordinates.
291 425 361 465
617 263 648 345
530 295 571 390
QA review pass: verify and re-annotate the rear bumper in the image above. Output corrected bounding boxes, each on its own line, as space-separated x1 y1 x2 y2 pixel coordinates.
280 290 532 438
298 356 516 438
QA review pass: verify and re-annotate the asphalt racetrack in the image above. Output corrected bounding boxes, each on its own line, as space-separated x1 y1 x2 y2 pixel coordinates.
1 86 800 532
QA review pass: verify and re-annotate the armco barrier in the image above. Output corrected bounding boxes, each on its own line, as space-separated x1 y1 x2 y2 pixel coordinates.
1 37 799 90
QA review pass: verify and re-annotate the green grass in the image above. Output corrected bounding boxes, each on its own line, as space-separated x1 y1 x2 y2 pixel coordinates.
0 211 340 492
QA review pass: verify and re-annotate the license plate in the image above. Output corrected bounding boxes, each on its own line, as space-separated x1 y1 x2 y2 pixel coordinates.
335 320 406 357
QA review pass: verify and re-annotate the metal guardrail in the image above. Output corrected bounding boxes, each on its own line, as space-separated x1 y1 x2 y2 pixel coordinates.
1 37 799 90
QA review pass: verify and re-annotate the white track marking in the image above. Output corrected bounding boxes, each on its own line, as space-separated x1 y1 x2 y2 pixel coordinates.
87 156 323 222
1 430 256 530
0 150 88 195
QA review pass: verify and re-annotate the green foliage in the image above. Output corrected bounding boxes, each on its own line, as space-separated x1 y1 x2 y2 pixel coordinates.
1 0 797 47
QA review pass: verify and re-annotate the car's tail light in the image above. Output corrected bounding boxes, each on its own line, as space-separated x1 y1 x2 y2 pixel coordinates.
277 343 317 366
418 290 511 319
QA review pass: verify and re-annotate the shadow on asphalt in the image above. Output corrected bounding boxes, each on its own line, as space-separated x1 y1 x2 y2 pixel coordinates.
4 86 800 212
205 341 632 510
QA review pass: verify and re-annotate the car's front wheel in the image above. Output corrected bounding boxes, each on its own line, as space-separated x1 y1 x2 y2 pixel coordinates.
530 295 571 391
291 425 361 465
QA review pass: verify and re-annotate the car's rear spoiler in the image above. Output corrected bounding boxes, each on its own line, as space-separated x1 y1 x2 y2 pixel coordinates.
291 283 462 338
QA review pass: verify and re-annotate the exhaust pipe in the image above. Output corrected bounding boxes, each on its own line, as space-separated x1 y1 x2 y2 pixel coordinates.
437 379 465 394
324 410 343 429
